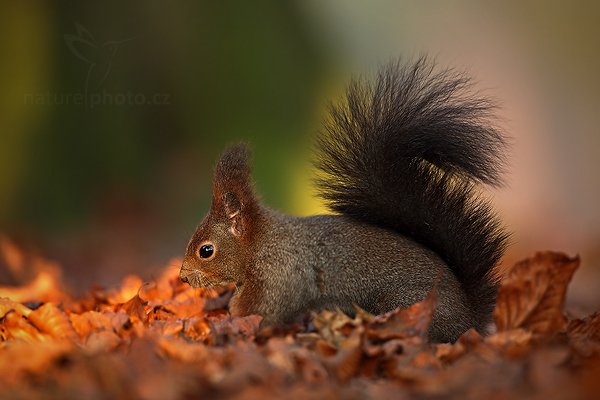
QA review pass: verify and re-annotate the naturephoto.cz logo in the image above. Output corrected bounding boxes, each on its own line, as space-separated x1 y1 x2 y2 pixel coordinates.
23 23 170 108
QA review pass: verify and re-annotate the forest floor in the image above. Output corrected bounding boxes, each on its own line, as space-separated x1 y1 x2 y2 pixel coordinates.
0 239 599 399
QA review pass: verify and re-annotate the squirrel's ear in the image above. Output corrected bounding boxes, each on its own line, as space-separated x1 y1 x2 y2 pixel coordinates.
212 143 258 237
223 191 243 236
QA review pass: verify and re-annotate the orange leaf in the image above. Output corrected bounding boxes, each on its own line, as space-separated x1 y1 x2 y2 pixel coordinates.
368 289 437 341
0 340 73 385
0 269 65 303
116 294 148 324
28 303 77 340
324 329 363 381
84 330 122 353
312 309 359 348
0 298 32 318
485 329 533 358
161 296 206 319
209 314 263 341
568 312 600 357
107 275 143 304
157 336 210 363
494 252 579 335
1 311 48 343
568 312 600 341
182 317 211 341
151 320 184 337
70 310 127 338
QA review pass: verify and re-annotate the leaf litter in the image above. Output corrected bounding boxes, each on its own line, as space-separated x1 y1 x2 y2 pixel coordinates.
0 243 599 399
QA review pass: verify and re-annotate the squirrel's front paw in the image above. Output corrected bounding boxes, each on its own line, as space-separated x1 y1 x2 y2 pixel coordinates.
228 291 242 316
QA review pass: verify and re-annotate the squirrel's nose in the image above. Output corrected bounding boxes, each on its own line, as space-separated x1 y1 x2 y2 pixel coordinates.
180 275 188 283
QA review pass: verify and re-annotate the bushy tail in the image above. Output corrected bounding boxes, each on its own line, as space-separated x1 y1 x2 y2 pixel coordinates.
314 57 509 327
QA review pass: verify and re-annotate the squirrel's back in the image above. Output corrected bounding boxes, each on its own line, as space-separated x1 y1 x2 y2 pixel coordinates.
253 211 475 341
314 57 509 332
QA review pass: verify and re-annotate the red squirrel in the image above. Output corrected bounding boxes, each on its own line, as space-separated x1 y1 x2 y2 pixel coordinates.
179 58 509 343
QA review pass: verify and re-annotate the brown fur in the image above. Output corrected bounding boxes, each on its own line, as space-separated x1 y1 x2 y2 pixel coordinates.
180 59 508 343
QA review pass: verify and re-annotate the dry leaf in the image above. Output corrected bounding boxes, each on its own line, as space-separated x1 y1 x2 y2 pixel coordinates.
209 314 263 341
494 252 579 335
0 340 73 385
116 294 148 324
567 312 600 358
368 289 437 341
28 303 77 340
157 336 210 363
161 296 206 319
152 320 184 337
1 250 599 399
313 309 360 348
84 330 122 353
70 311 114 338
324 329 363 381
108 275 144 304
435 342 466 364
1 310 48 343
0 269 65 303
182 317 211 341
0 298 32 318
485 329 533 358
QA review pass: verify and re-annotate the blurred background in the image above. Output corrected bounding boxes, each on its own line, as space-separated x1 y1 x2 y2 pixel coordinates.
1 2 599 311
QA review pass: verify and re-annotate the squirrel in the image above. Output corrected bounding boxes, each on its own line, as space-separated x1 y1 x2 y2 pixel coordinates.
179 58 509 343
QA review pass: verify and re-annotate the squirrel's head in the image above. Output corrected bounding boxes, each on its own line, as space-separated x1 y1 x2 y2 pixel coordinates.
180 143 262 289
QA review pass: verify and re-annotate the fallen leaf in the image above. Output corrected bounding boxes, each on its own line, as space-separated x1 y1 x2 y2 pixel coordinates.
435 342 466 364
28 303 77 340
108 275 144 304
485 329 533 358
0 298 32 318
0 340 73 385
157 336 210 363
494 252 579 335
323 329 363 381
313 309 360 348
1 310 48 343
209 314 263 342
368 289 437 342
84 330 122 353
567 312 600 358
182 317 211 341
0 269 65 303
70 311 113 338
116 294 148 324
0 249 598 399
161 296 206 319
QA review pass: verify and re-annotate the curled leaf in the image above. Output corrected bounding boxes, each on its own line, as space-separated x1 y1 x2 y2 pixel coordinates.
28 303 77 340
494 252 579 335
368 288 437 341
116 294 148 324
0 298 32 319
568 312 600 358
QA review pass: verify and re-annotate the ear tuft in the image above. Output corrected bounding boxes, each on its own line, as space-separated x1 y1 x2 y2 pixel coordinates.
211 143 259 237
214 143 252 188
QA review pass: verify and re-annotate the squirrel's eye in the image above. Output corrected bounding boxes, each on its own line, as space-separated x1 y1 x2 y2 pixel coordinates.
198 244 214 259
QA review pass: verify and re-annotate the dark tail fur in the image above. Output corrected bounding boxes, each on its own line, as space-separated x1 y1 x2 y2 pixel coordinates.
314 57 509 328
